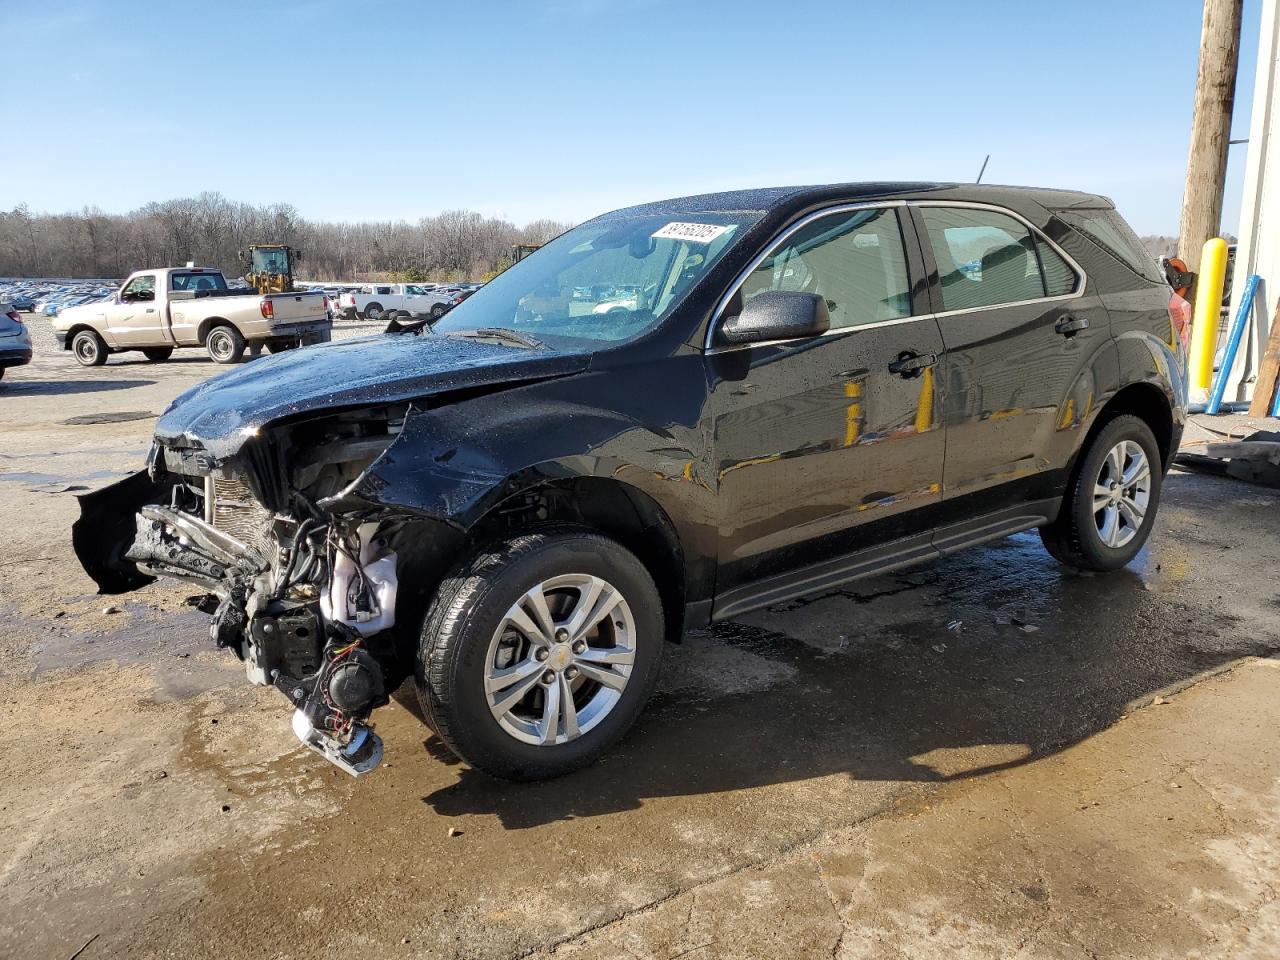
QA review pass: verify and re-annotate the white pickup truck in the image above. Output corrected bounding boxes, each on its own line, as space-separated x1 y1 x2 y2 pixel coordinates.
337 283 461 322
53 267 331 366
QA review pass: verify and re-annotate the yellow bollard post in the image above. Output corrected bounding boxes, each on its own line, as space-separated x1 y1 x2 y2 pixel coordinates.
1189 237 1228 398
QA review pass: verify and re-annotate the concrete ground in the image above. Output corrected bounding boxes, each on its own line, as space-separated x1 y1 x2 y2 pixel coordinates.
2 313 1279 959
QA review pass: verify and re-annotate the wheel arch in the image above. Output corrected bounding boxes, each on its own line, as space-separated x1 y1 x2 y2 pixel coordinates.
1088 381 1176 469
465 476 689 645
63 324 100 350
197 317 235 344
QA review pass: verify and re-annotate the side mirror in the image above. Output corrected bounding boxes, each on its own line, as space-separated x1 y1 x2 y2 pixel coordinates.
719 291 830 345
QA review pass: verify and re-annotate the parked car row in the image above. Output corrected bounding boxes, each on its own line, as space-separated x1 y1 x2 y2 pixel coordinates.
296 280 485 321
0 278 121 317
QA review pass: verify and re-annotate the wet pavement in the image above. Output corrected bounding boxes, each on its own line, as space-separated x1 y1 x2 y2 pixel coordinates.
2 313 1279 959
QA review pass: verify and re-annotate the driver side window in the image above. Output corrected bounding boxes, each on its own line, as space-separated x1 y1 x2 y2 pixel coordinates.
739 207 911 330
121 275 156 302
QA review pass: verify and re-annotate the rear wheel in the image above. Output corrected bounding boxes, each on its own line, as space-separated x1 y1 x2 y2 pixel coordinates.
206 325 246 364
267 340 297 354
72 329 108 367
1040 414 1162 571
417 528 663 781
141 346 173 362
364 303 384 321
430 303 447 320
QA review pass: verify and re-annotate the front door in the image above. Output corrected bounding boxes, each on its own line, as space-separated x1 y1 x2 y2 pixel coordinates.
707 205 946 603
104 273 162 347
911 203 1107 516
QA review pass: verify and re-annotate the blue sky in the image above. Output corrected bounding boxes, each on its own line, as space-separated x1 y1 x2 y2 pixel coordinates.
0 0 1262 235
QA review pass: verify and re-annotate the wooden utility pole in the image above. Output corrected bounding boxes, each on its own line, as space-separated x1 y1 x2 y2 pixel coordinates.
1178 0 1245 266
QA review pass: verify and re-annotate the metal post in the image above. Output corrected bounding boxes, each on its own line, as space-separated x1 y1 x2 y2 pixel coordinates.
1208 273 1260 413
1190 237 1230 401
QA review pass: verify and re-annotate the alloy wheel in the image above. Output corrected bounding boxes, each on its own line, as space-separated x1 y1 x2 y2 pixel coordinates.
483 574 636 746
1093 440 1151 549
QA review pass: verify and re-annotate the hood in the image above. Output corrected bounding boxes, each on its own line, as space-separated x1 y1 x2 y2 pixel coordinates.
54 301 107 329
154 332 591 459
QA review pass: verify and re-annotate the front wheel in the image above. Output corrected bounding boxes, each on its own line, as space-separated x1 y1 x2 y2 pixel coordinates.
417 528 664 781
1040 414 1162 571
72 329 108 367
206 325 246 364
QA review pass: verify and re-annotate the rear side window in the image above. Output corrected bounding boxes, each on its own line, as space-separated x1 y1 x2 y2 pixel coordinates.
918 207 1079 311
170 272 228 292
1057 209 1163 283
739 207 911 330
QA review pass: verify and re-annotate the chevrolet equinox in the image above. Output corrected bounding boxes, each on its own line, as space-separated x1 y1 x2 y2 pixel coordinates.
76 182 1189 780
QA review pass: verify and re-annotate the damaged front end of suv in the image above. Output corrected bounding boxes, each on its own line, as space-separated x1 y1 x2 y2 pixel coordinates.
77 402 425 775
71 326 597 777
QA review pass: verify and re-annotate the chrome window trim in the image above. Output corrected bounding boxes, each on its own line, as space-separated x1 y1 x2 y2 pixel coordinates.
705 312 937 355
702 197 1089 351
702 200 912 351
909 200 1088 318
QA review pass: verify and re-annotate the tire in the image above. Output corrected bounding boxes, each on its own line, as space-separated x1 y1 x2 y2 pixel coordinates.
206 325 246 364
72 329 108 367
429 304 447 320
1040 414 1162 571
267 340 297 354
363 303 384 322
416 527 664 781
141 346 173 362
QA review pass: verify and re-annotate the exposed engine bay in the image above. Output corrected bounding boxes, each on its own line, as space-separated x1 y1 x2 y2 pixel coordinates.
78 404 421 776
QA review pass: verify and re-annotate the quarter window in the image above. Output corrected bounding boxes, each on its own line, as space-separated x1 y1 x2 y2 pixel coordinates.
919 207 1077 311
1056 209 1163 283
738 207 911 330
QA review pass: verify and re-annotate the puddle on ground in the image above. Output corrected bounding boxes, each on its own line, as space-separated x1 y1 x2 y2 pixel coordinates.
26 601 236 700
0 447 149 462
0 468 132 489
63 411 154 425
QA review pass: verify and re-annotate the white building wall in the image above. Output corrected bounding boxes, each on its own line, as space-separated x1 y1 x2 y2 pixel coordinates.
1226 0 1280 401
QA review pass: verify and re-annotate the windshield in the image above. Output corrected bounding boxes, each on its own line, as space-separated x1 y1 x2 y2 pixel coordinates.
251 248 290 275
431 212 761 346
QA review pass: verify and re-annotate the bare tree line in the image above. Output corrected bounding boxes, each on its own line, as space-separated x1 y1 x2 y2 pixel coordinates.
0 192 573 281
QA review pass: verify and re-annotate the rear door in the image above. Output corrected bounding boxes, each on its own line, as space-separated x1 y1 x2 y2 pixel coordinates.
911 202 1106 517
707 204 946 608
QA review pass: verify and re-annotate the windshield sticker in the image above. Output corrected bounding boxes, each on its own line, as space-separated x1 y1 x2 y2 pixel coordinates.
651 222 731 244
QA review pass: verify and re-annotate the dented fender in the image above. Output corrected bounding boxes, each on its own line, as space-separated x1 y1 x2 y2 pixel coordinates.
321 369 719 602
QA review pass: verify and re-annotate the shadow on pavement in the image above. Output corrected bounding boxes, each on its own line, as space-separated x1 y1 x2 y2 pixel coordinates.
0 379 155 395
417 474 1280 829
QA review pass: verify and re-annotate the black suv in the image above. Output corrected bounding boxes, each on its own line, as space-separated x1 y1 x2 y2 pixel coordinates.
78 183 1189 781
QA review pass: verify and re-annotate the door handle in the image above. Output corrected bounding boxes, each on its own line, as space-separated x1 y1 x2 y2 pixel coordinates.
145 307 155 313
887 352 938 378
1055 315 1089 337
